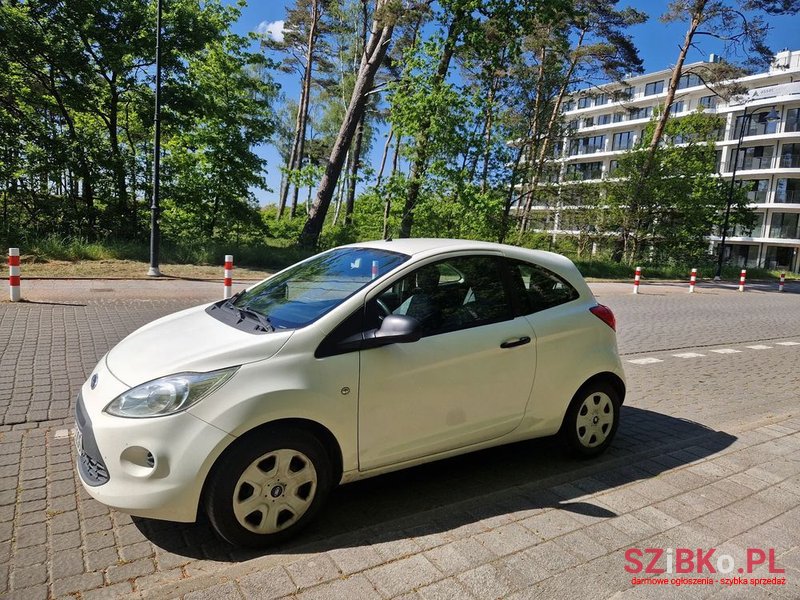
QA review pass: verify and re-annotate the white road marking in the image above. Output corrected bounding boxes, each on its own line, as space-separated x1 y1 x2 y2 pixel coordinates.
710 349 742 354
672 352 705 358
776 341 800 346
746 345 772 350
628 358 664 365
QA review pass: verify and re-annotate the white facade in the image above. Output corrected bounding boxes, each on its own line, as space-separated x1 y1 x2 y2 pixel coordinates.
537 49 800 272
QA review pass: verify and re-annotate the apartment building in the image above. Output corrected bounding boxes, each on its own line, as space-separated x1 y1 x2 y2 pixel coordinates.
535 49 800 272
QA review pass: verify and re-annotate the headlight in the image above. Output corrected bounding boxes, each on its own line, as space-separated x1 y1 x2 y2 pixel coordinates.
104 367 237 418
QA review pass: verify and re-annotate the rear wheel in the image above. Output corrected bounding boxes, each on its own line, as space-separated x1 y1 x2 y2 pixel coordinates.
204 428 333 547
561 382 620 458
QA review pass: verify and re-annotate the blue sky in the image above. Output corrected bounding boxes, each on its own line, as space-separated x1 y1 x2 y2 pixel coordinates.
225 1 800 206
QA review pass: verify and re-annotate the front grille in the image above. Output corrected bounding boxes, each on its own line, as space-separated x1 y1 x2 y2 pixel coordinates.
79 452 109 485
75 393 110 486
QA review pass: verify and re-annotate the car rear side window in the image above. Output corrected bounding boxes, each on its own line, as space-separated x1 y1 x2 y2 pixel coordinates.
506 260 579 315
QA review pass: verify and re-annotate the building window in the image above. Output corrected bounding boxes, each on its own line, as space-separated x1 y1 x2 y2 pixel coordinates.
565 162 603 181
562 100 575 113
644 80 664 96
699 95 717 109
738 179 769 203
781 143 800 168
612 112 625 123
631 106 653 120
678 73 702 89
577 97 592 109
595 93 609 106
598 114 611 125
568 135 605 156
612 131 634 151
608 160 620 175
733 111 779 138
775 178 800 204
763 246 796 269
786 108 800 133
614 87 634 102
733 146 774 171
731 213 764 237
769 213 800 239
583 116 595 128
669 101 685 115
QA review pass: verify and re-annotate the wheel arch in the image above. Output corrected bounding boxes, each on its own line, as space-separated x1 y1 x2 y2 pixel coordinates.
199 417 344 515
559 371 626 432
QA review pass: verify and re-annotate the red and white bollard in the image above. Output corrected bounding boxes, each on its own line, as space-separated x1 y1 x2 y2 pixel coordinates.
738 269 746 292
8 248 20 302
689 268 697 293
633 266 641 294
779 272 785 292
371 260 379 280
223 254 233 299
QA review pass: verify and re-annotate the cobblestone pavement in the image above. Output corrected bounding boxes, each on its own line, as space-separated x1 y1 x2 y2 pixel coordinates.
0 279 799 599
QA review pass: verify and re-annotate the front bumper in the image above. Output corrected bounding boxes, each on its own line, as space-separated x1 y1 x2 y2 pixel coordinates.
75 362 235 523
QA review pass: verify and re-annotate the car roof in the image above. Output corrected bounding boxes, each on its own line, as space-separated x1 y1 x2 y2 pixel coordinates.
347 238 522 256
344 238 591 296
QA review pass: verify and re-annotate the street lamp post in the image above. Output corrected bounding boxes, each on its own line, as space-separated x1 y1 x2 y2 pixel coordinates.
714 106 780 280
148 0 163 277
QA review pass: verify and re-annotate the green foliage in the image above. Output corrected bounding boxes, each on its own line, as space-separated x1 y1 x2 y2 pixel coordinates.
603 110 749 265
0 0 276 247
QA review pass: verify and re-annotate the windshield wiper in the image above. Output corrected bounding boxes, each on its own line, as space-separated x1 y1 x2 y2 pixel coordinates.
235 305 274 332
225 290 245 306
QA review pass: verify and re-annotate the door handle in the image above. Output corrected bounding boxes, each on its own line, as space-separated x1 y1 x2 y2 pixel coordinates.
500 336 531 349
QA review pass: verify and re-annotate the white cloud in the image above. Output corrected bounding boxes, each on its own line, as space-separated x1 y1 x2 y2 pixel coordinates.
256 20 285 43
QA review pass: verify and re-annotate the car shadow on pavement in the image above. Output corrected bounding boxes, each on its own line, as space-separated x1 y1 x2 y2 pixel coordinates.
133 406 737 561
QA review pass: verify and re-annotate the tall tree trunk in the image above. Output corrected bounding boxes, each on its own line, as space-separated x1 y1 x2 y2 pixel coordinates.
299 1 396 249
376 127 394 187
642 4 705 177
289 0 321 219
343 2 371 226
344 113 365 224
398 8 467 238
107 84 130 235
382 133 402 239
519 31 586 233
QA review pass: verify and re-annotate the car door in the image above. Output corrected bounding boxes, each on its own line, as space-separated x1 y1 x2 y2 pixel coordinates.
357 254 537 471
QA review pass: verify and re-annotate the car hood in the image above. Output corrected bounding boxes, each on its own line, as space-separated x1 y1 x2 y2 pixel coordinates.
105 303 294 387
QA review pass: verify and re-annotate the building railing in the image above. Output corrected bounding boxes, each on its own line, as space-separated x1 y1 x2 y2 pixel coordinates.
780 154 800 168
775 189 800 203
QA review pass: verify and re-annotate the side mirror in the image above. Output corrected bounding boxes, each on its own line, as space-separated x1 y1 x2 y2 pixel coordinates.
335 314 422 353
374 314 422 343
360 314 422 349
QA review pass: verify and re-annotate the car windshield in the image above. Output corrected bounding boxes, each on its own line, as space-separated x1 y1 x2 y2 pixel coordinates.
233 247 409 329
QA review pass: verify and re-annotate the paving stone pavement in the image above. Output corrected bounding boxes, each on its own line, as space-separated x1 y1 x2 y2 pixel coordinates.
0 279 798 599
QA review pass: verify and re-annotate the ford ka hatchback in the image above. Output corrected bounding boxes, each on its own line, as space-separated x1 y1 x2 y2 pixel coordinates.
74 239 625 547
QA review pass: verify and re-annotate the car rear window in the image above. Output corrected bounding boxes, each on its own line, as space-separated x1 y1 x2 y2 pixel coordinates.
507 260 579 314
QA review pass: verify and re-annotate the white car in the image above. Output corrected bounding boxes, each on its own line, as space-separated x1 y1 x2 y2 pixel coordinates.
75 239 625 547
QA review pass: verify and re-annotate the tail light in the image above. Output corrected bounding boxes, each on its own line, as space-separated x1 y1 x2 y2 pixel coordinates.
590 304 616 331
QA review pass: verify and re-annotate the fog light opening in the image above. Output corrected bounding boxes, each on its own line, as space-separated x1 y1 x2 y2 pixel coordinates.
120 446 158 477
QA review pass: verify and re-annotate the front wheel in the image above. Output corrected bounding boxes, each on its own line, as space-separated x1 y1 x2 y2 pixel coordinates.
560 382 621 458
204 428 333 547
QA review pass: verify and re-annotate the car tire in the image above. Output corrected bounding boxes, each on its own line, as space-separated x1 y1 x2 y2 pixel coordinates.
204 427 333 547
560 381 621 458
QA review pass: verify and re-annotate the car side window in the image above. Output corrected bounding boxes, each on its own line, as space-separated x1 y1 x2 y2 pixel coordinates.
507 260 579 315
368 255 513 337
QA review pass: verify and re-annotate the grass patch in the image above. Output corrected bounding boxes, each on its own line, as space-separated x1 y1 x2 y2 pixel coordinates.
18 235 314 272
575 259 798 281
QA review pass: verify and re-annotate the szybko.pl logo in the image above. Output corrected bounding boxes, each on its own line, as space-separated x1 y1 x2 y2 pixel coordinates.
625 547 787 588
